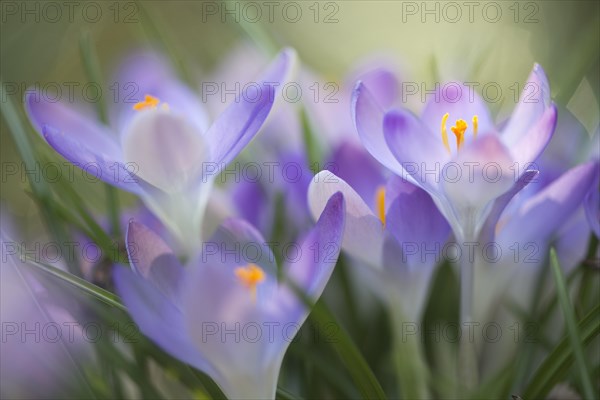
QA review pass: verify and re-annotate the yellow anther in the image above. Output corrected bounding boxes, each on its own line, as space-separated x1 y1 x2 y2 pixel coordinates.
441 113 479 153
441 113 451 153
235 263 266 302
375 185 386 227
133 94 160 111
451 119 468 150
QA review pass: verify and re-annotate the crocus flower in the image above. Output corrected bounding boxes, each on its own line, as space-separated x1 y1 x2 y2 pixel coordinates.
352 64 557 243
304 57 402 148
585 184 599 238
471 160 598 378
1 210 93 398
308 148 449 399
533 107 599 268
113 192 345 399
474 160 599 320
491 106 600 274
308 146 450 322
206 43 319 239
25 49 295 254
230 150 314 239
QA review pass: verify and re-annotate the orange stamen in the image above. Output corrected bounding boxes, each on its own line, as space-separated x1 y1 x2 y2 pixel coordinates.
133 94 160 111
375 186 386 226
234 263 266 302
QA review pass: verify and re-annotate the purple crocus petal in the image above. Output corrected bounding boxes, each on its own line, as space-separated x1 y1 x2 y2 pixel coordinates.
509 104 557 173
278 150 314 227
122 109 208 192
380 233 438 322
181 260 280 400
308 170 386 269
112 50 210 133
328 140 386 210
1 226 93 398
478 170 539 244
537 105 588 173
205 217 278 279
584 179 600 237
24 93 145 193
182 229 283 399
420 82 495 138
272 192 344 363
502 64 552 147
113 266 215 376
26 92 118 150
285 191 345 299
352 82 410 177
126 221 184 302
206 83 275 166
355 67 398 109
442 134 514 212
385 179 450 268
256 48 297 90
499 161 599 245
205 49 293 167
555 213 593 274
42 125 144 194
383 108 448 189
232 180 271 235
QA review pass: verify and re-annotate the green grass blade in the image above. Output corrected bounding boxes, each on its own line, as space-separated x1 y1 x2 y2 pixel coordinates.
522 297 599 398
49 178 119 261
78 31 108 124
1 82 81 275
548 248 595 398
22 256 126 312
312 302 387 399
1 79 48 198
300 106 324 171
79 31 121 238
188 368 227 400
276 386 303 400
287 280 387 399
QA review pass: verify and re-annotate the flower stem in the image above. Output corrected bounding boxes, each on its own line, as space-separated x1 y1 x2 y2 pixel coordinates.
391 311 429 399
458 211 479 393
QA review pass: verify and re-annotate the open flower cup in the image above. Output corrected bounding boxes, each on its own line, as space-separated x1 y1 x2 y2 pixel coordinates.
352 64 558 243
25 49 296 255
114 192 345 400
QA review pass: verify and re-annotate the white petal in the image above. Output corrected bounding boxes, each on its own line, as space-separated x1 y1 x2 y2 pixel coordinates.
122 108 208 193
308 170 385 269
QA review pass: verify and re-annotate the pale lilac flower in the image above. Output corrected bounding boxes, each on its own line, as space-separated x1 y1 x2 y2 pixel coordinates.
584 185 599 238
352 64 557 242
25 49 296 254
473 160 598 378
304 58 402 148
474 160 598 320
1 210 93 398
308 154 449 321
113 192 345 399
